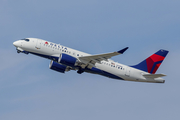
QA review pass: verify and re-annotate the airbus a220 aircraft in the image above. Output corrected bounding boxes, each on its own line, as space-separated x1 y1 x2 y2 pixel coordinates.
13 38 169 83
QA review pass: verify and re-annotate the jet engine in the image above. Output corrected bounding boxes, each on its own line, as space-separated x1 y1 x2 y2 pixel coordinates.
58 53 78 67
49 60 70 73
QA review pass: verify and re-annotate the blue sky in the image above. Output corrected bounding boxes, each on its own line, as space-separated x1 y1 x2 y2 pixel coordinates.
0 0 180 120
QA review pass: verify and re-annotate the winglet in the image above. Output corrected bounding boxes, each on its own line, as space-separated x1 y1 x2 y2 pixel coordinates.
117 47 129 54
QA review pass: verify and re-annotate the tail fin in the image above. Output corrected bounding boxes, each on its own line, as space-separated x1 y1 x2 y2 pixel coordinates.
131 49 169 74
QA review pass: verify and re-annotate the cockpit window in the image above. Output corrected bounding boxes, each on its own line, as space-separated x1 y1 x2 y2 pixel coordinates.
21 38 30 42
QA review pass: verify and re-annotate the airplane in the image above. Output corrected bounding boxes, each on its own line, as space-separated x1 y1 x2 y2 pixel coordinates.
13 38 169 83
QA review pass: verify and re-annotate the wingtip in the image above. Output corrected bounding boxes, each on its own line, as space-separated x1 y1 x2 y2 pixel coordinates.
118 47 129 54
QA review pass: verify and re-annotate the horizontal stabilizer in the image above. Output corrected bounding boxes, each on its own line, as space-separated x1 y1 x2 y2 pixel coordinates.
143 74 166 78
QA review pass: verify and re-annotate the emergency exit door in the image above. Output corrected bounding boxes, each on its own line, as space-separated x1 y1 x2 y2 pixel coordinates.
125 67 131 77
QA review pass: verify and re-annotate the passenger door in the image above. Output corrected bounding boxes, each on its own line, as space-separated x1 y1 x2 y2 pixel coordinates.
35 39 41 49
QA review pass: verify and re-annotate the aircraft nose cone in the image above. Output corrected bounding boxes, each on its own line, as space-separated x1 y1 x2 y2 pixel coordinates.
13 41 19 47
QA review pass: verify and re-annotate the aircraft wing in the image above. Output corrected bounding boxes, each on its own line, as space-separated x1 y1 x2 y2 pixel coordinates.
78 47 128 68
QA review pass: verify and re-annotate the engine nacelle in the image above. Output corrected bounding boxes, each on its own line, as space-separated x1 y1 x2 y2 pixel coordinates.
49 60 68 73
58 53 77 67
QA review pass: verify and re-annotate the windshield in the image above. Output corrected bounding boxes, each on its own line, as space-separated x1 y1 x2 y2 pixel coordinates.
21 38 30 42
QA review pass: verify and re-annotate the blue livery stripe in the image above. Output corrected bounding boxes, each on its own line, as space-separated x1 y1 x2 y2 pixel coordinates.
86 67 124 80
131 60 148 72
150 60 163 74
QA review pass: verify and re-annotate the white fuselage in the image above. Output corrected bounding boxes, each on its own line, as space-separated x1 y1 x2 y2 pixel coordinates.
13 38 165 83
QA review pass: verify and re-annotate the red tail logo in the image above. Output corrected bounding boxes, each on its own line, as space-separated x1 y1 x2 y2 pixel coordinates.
131 49 169 74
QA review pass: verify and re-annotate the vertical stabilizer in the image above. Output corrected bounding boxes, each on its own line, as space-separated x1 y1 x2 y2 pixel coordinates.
131 49 169 74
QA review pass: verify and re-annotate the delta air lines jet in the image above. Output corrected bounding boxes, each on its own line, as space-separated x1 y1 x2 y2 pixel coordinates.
13 38 169 83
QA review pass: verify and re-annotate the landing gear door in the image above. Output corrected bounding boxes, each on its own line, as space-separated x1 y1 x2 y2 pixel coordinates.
125 66 131 77
35 39 42 49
